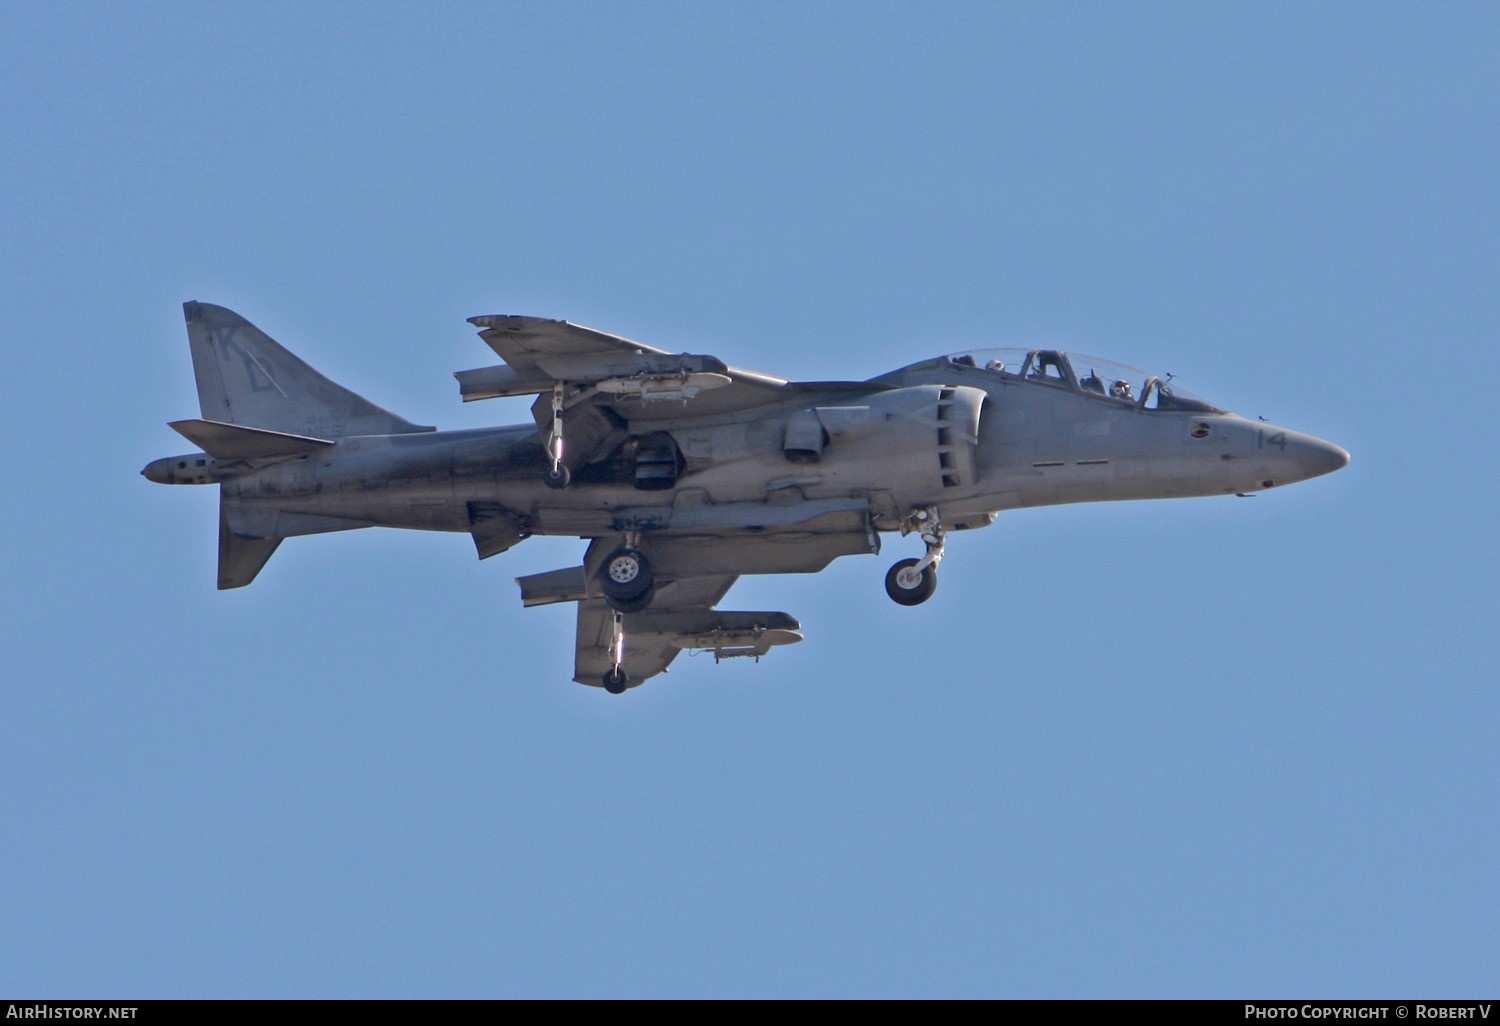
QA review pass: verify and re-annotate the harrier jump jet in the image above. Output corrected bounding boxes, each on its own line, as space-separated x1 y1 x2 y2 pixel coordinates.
144 303 1349 693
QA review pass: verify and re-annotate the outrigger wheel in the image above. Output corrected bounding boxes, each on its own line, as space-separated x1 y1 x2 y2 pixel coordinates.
602 667 629 694
885 557 937 606
543 384 570 489
599 546 656 613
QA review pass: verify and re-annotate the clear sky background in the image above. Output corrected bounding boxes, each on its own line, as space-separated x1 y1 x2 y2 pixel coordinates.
3 1 1495 998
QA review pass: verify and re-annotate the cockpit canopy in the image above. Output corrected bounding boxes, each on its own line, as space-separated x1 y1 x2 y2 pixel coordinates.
940 348 1224 413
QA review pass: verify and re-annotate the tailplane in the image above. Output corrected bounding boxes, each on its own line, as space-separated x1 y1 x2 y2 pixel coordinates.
183 302 433 438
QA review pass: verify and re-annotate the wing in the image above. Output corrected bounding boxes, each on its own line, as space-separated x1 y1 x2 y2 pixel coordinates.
516 567 803 690
576 574 730 686
455 315 883 423
455 316 791 418
454 316 898 478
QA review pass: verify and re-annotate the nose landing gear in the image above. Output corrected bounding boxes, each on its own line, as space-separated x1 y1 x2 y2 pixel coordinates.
885 507 944 606
885 558 937 606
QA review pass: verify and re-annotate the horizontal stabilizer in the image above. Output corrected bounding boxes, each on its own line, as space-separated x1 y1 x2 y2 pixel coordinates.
170 419 333 460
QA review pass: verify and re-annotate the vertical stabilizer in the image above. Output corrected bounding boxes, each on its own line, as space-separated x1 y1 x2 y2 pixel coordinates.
183 302 432 438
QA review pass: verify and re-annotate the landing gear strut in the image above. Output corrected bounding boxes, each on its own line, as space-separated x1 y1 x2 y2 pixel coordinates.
602 610 629 694
543 384 570 489
885 506 944 606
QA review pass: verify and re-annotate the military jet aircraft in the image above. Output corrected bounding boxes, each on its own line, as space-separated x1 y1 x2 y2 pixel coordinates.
144 303 1349 693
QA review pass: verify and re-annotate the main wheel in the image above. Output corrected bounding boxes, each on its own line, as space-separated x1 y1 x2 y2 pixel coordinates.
602 667 629 694
543 463 571 489
601 547 651 593
605 582 656 614
599 547 655 609
885 558 937 606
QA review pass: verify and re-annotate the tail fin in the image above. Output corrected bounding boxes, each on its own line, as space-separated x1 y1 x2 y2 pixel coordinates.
184 302 433 438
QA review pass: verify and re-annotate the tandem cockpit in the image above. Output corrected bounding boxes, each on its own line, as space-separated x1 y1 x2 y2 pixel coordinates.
928 348 1224 413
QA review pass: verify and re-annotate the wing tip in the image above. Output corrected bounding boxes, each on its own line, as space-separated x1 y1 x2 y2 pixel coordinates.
469 314 565 330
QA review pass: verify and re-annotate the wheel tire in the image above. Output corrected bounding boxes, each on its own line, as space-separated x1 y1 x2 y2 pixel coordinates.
543 463 571 489
602 667 629 694
885 558 937 606
599 547 654 603
604 582 655 614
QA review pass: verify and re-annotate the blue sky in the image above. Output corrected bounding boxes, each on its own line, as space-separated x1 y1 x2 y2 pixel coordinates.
3 1 1495 998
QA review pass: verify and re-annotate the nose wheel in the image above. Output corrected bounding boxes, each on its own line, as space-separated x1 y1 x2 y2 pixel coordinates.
885 506 944 606
885 558 937 605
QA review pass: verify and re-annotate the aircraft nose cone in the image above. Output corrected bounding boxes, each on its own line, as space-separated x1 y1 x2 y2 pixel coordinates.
1290 435 1350 480
1262 430 1349 487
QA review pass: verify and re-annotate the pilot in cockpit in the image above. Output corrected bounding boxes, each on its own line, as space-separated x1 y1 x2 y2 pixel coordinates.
1110 379 1134 401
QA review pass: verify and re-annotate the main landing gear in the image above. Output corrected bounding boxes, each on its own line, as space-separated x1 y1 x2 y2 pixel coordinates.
595 537 656 695
884 507 945 607
599 545 655 613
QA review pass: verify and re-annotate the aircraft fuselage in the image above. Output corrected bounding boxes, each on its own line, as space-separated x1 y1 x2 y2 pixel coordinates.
146 360 1347 544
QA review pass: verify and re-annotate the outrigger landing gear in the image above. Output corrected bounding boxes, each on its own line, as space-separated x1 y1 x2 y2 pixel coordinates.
885 506 945 607
602 611 629 694
543 384 570 489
